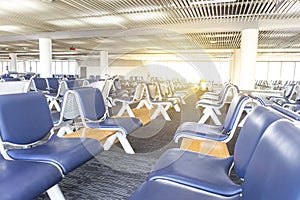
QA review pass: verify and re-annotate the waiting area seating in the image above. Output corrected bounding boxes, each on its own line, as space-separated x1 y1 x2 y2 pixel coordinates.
129 111 300 200
137 82 181 121
113 83 145 117
196 83 239 125
174 94 263 144
68 87 142 154
0 92 104 199
0 154 63 200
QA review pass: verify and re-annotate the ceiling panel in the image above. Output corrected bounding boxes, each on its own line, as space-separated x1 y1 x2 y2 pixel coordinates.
0 0 298 60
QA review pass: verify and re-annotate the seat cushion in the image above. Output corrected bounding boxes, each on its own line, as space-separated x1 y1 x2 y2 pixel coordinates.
147 148 241 196
86 117 142 135
7 135 103 175
0 158 62 200
174 122 227 142
129 180 241 200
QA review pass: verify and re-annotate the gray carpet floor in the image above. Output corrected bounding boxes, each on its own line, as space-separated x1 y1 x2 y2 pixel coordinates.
37 90 241 199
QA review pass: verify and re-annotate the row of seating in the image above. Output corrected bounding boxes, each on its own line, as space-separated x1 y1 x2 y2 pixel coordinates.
129 105 300 199
267 83 300 122
0 92 104 199
113 81 187 121
255 79 300 90
196 83 239 125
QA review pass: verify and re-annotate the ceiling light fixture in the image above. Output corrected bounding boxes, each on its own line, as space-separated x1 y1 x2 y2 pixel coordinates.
190 0 237 5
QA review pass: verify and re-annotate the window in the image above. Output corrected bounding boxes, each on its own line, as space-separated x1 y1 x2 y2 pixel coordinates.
255 62 268 80
268 62 281 81
295 62 300 81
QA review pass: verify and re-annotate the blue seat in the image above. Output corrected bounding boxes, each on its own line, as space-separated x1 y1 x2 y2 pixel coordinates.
129 179 240 200
31 78 51 93
113 83 145 117
2 77 21 81
0 154 62 200
196 84 239 125
46 77 60 93
0 92 104 175
174 94 251 143
266 83 296 102
147 106 282 196
271 104 300 122
130 120 300 200
272 85 300 107
71 87 142 154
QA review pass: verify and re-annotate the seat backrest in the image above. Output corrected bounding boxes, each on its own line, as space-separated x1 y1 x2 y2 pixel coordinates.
33 78 48 91
223 94 249 133
133 84 145 101
0 92 53 145
293 85 300 102
46 78 59 90
60 90 81 120
65 80 80 90
217 84 236 105
217 82 231 97
233 106 282 179
146 83 162 101
101 78 114 100
73 87 106 121
283 83 295 98
242 120 300 200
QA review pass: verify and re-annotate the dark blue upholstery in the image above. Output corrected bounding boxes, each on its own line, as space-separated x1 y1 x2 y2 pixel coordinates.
2 77 21 81
66 80 75 89
233 106 282 178
0 92 53 144
129 180 240 200
66 80 80 89
0 92 104 175
148 106 281 196
33 78 49 92
242 120 300 200
147 149 240 196
0 155 62 200
46 77 59 93
271 104 300 121
130 120 300 200
6 135 102 174
74 87 142 135
86 117 143 135
174 94 249 142
74 87 106 120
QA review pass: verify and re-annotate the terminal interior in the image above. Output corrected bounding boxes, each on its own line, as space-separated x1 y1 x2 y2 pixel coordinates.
0 0 299 200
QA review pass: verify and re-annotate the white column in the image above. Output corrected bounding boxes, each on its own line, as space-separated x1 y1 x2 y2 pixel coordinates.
100 51 108 77
39 38 52 78
232 49 241 85
239 29 259 90
9 53 17 72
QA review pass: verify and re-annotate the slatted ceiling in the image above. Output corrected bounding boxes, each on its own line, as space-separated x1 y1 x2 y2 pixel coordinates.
0 0 298 59
185 31 241 49
258 30 300 49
